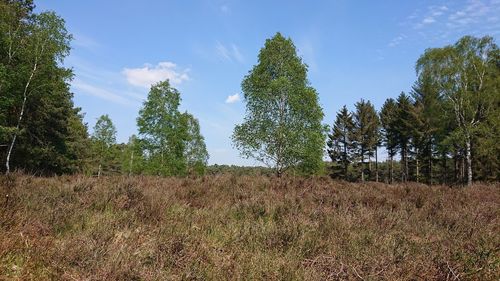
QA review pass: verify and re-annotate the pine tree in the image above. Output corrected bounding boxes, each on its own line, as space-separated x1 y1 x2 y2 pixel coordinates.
395 93 414 182
380 98 398 183
327 105 354 180
410 73 445 184
352 99 378 182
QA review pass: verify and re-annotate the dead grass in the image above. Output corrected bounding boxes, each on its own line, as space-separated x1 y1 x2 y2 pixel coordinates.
0 174 499 280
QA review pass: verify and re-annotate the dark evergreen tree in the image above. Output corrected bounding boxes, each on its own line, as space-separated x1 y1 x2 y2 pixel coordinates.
352 99 378 182
410 73 445 184
0 1 89 174
380 98 398 183
327 105 354 180
395 93 414 182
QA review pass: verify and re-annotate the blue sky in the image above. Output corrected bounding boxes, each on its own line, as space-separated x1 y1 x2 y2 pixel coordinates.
36 0 499 165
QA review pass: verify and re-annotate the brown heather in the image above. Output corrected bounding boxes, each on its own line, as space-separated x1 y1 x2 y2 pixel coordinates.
0 174 499 280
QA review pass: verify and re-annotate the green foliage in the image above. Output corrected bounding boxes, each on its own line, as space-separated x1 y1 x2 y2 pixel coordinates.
232 32 325 176
182 113 209 175
352 99 379 181
380 99 398 158
92 114 116 148
121 135 145 176
0 2 88 174
137 80 208 176
90 115 120 175
394 93 414 182
416 35 499 185
327 106 355 180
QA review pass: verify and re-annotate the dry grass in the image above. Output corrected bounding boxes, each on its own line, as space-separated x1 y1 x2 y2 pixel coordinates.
0 174 499 280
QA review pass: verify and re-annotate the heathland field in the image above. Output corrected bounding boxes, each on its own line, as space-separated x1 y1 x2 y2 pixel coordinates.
0 175 498 280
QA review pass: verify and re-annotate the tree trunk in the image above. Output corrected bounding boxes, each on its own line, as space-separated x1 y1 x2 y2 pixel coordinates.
98 164 102 178
416 148 420 183
5 62 37 174
375 146 379 182
129 150 134 176
402 147 408 182
390 153 394 184
360 153 364 182
276 167 282 178
429 155 433 185
368 155 372 173
465 137 472 186
442 152 447 185
343 135 348 180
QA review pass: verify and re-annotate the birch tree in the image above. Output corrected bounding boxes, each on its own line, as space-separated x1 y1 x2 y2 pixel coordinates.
1 5 72 174
416 36 498 186
232 32 325 176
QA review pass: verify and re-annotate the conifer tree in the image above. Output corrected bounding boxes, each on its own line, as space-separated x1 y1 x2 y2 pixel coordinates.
352 99 378 181
395 93 414 182
327 105 354 180
416 35 498 185
380 98 398 183
1 1 89 175
410 74 445 184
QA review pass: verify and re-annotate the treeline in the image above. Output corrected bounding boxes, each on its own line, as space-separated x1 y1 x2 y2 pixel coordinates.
1 1 498 184
0 0 89 174
0 1 208 176
328 36 499 185
233 33 498 185
87 81 209 177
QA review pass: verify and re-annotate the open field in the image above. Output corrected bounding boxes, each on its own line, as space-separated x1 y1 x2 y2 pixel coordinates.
0 175 499 280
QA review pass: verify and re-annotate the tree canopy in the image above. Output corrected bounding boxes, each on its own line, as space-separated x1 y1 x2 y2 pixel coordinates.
233 32 325 176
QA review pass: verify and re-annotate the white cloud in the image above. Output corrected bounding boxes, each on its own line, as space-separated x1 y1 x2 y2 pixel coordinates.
446 0 499 29
414 5 448 29
225 93 241 104
122 61 189 88
388 35 405 47
399 0 500 43
216 41 244 63
72 79 134 106
423 17 436 24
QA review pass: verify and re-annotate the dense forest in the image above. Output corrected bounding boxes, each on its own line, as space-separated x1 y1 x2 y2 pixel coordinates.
0 0 498 186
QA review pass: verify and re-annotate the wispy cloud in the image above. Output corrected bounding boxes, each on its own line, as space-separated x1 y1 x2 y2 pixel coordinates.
225 93 241 104
414 5 448 29
446 0 500 30
72 33 100 51
216 41 244 63
122 61 190 88
297 38 318 71
390 0 500 47
72 79 135 106
388 34 406 47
